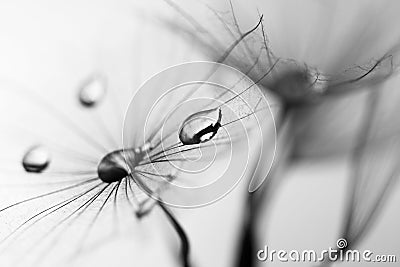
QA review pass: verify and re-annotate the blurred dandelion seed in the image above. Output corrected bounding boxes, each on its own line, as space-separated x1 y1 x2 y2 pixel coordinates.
162 1 400 267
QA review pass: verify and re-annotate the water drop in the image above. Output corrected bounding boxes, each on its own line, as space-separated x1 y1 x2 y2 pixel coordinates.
22 145 51 173
179 108 222 145
78 75 106 107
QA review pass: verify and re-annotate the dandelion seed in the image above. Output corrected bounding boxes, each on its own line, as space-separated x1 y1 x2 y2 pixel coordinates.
162 2 400 267
266 63 328 105
123 61 276 207
0 57 276 267
21 145 51 173
0 2 223 267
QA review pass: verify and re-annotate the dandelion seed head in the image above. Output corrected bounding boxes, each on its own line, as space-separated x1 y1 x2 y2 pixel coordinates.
266 63 328 105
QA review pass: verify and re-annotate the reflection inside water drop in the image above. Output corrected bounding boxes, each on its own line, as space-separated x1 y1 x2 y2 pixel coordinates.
22 145 51 173
78 75 107 107
179 108 222 145
134 142 154 154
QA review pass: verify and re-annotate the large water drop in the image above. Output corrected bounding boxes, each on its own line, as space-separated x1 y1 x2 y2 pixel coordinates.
22 145 51 173
78 75 106 107
179 108 222 145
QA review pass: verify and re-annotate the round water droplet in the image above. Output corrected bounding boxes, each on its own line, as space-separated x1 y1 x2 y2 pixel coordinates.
78 75 106 107
179 108 222 145
22 145 51 173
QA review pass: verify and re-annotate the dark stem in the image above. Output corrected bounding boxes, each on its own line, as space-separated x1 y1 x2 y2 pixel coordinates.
317 90 381 267
158 202 191 267
235 105 290 267
341 90 380 245
236 194 257 267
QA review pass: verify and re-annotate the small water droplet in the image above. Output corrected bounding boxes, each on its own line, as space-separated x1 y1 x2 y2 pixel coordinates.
78 75 106 107
22 145 51 173
179 108 222 145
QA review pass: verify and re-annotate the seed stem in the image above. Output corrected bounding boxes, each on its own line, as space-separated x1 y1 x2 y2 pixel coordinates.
158 202 191 267
235 105 290 267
